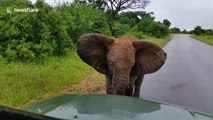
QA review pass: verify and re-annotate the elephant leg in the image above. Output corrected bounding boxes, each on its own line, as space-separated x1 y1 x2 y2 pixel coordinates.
125 79 135 96
133 75 144 97
125 85 133 96
106 76 113 94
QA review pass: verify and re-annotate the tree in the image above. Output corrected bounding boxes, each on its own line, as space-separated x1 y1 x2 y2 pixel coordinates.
193 26 205 35
170 27 181 33
87 0 107 10
137 18 153 33
137 18 169 38
163 19 171 27
75 0 150 35
108 0 150 35
82 0 150 12
147 22 169 38
182 29 188 34
58 4 111 44
107 0 150 12
117 11 155 27
0 0 32 7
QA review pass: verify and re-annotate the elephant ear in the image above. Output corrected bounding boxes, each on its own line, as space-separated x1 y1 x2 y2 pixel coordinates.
133 41 167 74
77 33 114 75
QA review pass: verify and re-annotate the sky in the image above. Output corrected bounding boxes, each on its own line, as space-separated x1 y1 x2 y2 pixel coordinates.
145 0 213 30
31 0 213 31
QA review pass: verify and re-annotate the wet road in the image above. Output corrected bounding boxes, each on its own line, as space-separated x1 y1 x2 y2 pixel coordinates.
140 35 213 115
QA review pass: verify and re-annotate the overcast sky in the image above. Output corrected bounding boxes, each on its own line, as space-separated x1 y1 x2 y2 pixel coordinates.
31 0 213 31
145 0 213 30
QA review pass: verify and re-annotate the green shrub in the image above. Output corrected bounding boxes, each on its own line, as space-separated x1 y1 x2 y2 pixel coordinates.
137 18 153 33
193 26 205 35
117 11 155 27
131 31 146 39
0 1 73 61
137 19 169 38
170 27 181 33
112 22 131 37
58 4 111 44
117 16 136 27
123 27 146 39
147 22 169 38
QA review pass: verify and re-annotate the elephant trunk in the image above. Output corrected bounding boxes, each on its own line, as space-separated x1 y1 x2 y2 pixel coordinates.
112 74 129 95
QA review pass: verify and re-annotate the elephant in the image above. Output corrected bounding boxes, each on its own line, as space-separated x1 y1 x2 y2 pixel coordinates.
77 33 167 97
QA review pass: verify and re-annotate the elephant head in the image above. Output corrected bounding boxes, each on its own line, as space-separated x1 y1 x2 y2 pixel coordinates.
77 33 167 97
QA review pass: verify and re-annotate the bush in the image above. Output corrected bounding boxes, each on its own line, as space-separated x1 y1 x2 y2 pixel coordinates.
205 29 213 36
117 11 155 27
112 22 131 37
131 32 146 39
137 18 153 33
193 26 205 35
137 19 169 38
0 1 73 61
0 1 171 62
147 22 169 38
117 16 136 27
58 4 111 44
170 27 181 33
121 27 145 39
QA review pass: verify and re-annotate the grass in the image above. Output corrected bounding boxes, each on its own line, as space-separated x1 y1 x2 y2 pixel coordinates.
143 35 173 47
0 34 172 109
0 51 93 108
123 31 173 47
191 35 213 46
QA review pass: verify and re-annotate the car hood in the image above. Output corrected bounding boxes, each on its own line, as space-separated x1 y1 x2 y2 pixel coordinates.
25 94 213 120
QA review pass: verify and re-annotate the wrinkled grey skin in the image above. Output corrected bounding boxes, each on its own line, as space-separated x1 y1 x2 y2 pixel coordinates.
77 33 167 97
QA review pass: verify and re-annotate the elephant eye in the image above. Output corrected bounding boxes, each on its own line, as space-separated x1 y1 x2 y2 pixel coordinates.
108 63 113 72
109 63 113 67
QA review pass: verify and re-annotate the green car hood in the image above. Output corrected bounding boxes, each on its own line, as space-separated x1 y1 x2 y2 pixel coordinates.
25 94 213 120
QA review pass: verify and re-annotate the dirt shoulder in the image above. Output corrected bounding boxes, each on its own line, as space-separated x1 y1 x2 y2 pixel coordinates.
64 71 106 94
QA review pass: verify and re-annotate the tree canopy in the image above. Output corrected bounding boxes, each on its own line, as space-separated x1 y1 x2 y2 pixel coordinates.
75 0 150 12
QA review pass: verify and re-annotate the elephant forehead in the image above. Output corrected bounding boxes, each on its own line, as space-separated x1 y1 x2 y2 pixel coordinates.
108 42 135 62
112 38 135 52
114 37 134 44
111 41 134 49
107 37 135 55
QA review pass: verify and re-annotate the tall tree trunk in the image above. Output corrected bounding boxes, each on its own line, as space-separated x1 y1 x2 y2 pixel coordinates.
106 10 117 36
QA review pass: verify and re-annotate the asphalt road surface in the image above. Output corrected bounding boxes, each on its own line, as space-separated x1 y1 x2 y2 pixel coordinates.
140 35 213 115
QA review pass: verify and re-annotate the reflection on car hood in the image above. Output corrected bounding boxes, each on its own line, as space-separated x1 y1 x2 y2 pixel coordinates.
24 94 213 120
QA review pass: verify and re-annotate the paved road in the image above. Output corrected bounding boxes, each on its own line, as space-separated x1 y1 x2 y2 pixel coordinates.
140 35 213 115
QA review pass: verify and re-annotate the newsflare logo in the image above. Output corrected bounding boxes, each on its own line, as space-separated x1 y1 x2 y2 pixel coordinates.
6 7 39 13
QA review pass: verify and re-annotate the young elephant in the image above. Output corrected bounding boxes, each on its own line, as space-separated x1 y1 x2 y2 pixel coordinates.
77 33 167 97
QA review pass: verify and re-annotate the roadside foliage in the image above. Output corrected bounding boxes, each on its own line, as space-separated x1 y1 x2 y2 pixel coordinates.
0 0 171 61
0 0 172 108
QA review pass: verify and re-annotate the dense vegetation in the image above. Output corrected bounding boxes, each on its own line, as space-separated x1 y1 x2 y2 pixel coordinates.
0 0 111 61
0 0 171 61
0 0 173 108
170 25 213 36
190 26 213 46
192 26 213 36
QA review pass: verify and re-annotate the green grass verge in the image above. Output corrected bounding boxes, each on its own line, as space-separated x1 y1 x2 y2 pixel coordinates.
191 35 213 46
0 34 172 109
0 51 93 108
122 32 173 47
143 35 173 47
